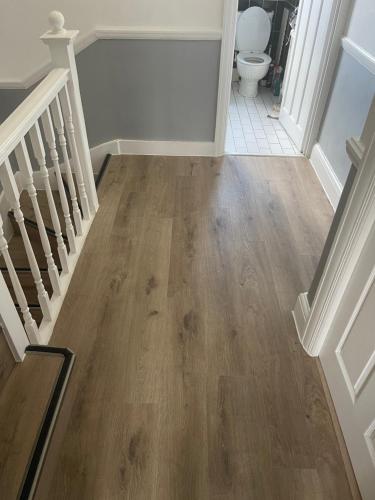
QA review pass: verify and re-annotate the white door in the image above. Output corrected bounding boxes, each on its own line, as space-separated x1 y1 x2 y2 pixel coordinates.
317 99 375 499
279 0 347 152
320 242 375 500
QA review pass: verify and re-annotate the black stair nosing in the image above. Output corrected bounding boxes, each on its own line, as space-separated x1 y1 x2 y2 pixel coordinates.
1 266 63 273
8 211 69 244
15 303 41 310
19 346 75 500
95 154 112 189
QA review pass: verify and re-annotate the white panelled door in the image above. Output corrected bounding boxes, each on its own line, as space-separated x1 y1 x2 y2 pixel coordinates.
318 100 375 499
279 0 346 152
320 241 375 500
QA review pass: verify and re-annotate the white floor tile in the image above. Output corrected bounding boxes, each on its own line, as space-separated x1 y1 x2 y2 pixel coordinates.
266 134 279 144
276 130 289 140
282 148 295 155
246 143 260 154
232 129 244 139
259 148 272 155
251 121 264 130
244 133 256 142
263 125 275 135
279 138 292 149
270 143 283 154
255 130 266 139
225 83 300 157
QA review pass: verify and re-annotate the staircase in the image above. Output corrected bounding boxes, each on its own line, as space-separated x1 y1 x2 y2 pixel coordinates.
0 12 99 360
1 190 81 327
1 157 110 328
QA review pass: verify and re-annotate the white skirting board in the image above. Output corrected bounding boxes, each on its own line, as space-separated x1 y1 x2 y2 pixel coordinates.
90 139 216 172
90 140 121 173
309 143 343 210
292 292 311 351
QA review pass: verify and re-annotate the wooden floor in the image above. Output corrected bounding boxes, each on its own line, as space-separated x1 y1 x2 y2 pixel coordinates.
2 155 352 499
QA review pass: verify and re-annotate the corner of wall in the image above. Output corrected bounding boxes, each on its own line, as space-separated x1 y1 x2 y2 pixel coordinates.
309 143 343 210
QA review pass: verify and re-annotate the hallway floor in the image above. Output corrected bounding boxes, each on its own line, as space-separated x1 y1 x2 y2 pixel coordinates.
1 155 352 498
225 83 301 156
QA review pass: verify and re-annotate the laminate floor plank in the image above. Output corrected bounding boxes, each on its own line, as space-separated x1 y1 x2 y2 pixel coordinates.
0 354 62 498
25 154 352 499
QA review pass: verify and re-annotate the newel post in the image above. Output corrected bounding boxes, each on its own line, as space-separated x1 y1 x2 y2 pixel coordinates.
41 11 99 214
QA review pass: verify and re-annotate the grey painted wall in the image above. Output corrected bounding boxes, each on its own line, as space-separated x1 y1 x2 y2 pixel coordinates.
318 50 375 185
0 39 221 147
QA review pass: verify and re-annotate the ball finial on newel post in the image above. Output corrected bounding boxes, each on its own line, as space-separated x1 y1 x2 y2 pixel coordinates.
48 11 66 34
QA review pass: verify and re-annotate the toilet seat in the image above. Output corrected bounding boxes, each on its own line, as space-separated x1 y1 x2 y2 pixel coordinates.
236 7 271 53
237 52 271 67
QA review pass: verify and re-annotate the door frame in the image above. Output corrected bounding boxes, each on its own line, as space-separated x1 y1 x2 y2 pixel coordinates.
214 0 238 156
294 96 375 357
214 0 352 157
301 0 353 156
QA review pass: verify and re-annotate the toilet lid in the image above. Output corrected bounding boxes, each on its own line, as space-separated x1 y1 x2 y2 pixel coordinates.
236 7 271 53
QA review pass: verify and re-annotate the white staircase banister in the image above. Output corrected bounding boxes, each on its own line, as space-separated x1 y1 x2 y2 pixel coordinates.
41 11 99 214
0 11 99 358
0 68 69 164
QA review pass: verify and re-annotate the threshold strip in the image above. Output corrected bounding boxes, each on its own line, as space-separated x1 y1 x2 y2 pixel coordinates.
18 345 75 500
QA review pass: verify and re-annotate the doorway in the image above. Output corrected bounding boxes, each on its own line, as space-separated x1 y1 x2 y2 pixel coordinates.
225 1 300 156
215 0 352 158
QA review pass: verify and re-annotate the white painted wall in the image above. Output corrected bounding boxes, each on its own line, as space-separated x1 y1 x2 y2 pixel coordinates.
314 0 375 189
346 0 375 56
0 0 224 82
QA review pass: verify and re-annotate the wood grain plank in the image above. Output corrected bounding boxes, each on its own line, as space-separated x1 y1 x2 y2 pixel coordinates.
14 154 352 500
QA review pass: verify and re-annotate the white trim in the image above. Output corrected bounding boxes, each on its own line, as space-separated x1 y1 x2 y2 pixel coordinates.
342 37 375 76
279 0 352 155
0 27 222 90
292 292 311 348
346 137 365 170
90 140 121 173
118 139 215 157
310 143 343 210
214 0 238 156
302 0 352 156
364 419 375 468
90 138 216 163
95 26 222 41
335 264 375 403
300 98 375 356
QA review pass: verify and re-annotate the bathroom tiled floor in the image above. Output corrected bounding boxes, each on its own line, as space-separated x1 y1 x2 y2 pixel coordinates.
225 82 301 156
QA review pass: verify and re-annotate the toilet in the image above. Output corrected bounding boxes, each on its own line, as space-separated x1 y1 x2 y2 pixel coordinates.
236 7 272 98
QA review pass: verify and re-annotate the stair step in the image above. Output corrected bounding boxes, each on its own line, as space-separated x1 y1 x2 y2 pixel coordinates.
17 190 70 242
2 268 53 305
0 231 61 270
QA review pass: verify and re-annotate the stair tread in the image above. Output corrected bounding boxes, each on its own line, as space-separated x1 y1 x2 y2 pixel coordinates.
0 232 53 269
19 190 68 237
2 268 53 306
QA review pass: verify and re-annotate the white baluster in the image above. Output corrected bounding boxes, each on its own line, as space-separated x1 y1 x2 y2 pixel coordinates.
15 139 61 295
29 122 69 273
0 159 52 321
41 107 77 252
58 84 91 221
50 96 83 237
41 12 99 215
0 214 39 344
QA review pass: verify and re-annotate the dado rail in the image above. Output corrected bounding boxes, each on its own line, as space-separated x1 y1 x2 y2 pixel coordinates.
0 12 98 360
